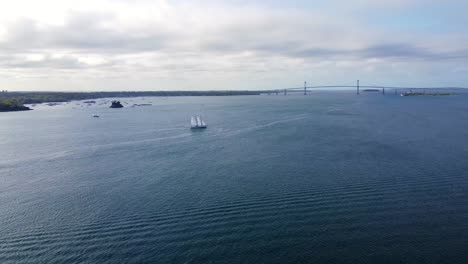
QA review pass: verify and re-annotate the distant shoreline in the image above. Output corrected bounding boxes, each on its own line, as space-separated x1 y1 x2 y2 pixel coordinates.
400 92 453 97
0 91 261 112
0 105 32 112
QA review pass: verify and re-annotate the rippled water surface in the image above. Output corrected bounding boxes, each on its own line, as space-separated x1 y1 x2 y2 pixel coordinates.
1 92 468 263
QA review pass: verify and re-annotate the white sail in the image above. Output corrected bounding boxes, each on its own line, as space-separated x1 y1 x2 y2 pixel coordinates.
198 116 207 127
190 115 207 129
191 116 197 127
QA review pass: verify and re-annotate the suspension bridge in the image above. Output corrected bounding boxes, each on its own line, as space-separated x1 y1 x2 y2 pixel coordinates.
263 80 468 96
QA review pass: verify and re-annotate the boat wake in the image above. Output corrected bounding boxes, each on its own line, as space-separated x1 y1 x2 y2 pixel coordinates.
217 114 310 138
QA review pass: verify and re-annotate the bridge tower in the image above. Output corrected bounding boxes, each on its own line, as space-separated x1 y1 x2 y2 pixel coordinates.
357 80 360 95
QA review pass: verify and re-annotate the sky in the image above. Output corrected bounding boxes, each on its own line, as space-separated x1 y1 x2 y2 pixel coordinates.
0 0 468 91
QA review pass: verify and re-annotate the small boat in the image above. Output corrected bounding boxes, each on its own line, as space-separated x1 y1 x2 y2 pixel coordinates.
191 115 207 129
93 114 100 118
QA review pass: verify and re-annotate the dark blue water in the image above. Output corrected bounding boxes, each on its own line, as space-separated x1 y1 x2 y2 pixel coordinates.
1 92 468 263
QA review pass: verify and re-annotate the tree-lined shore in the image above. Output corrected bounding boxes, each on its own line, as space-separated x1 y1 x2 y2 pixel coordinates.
0 99 32 112
0 90 261 112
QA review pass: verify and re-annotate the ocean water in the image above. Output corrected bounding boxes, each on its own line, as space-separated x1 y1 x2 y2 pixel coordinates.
1 92 468 263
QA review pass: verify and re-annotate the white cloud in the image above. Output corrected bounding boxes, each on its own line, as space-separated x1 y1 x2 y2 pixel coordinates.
0 0 467 90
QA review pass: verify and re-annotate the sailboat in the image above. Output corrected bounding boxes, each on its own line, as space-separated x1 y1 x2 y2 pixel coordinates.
191 115 207 129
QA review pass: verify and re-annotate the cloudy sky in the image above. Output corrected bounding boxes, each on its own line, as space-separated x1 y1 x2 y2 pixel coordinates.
0 0 467 91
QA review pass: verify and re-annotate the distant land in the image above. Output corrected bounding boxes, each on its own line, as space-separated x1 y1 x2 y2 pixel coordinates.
400 92 452 96
0 91 261 112
0 98 32 112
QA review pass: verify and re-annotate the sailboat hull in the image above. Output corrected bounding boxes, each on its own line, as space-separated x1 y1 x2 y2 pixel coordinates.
191 126 207 129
